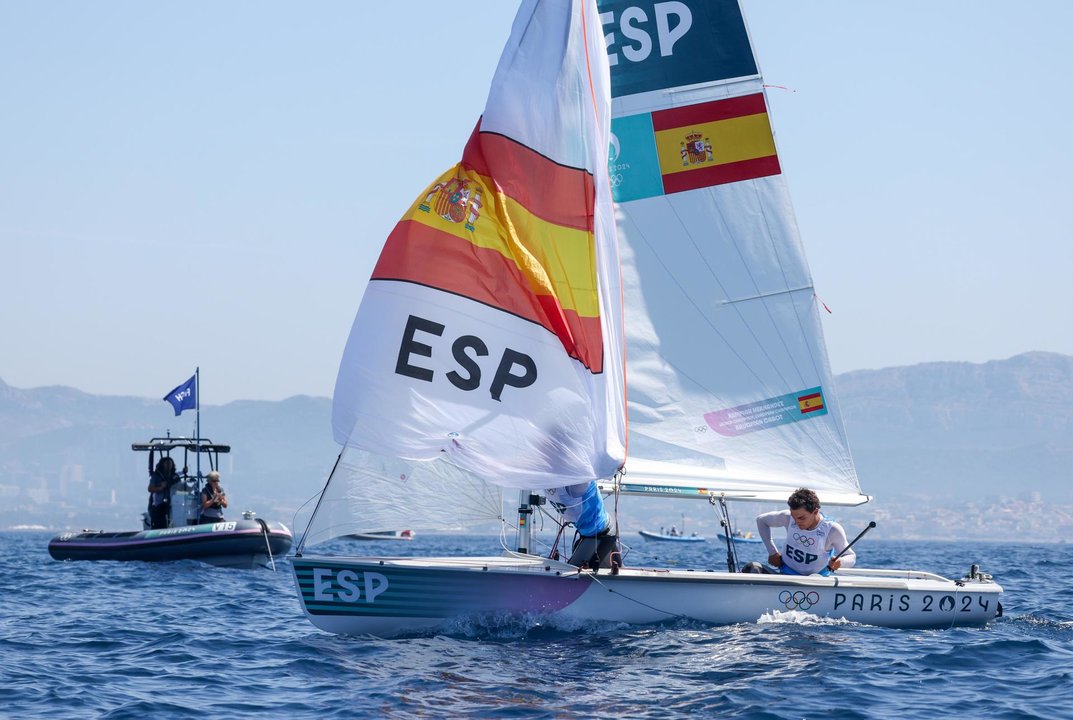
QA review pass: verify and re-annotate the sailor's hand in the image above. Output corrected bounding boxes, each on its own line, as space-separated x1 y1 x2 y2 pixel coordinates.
768 552 782 567
828 558 842 571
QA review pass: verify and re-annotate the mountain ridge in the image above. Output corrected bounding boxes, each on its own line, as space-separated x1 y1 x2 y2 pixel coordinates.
2 352 1070 534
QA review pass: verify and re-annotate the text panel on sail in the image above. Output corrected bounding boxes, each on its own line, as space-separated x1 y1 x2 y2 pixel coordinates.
600 0 758 97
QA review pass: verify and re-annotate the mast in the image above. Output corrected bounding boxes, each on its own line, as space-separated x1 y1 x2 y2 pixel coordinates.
516 490 532 554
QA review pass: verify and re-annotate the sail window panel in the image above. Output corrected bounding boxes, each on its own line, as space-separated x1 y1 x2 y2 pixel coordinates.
299 447 505 547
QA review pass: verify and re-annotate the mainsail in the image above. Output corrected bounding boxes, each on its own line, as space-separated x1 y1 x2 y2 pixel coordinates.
603 0 868 506
303 1 623 545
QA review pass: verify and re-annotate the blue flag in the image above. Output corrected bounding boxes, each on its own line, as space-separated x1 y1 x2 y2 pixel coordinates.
163 374 197 416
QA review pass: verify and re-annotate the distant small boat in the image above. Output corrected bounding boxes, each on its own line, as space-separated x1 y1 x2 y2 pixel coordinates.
48 519 293 568
346 529 416 541
718 532 764 545
639 529 705 543
48 435 292 569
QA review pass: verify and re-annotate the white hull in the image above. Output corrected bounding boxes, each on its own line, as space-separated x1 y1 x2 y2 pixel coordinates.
292 552 1002 637
346 530 415 541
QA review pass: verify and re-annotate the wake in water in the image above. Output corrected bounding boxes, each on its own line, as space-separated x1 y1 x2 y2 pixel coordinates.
757 609 859 626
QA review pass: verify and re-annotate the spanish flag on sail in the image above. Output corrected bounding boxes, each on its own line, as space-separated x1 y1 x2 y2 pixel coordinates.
798 391 826 414
653 94 780 193
372 122 604 373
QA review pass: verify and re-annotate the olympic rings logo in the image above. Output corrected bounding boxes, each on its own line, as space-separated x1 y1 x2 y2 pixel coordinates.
609 173 625 188
793 533 816 547
779 590 819 610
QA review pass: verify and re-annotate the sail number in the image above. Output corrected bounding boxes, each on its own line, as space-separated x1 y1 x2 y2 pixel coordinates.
601 2 692 67
311 568 388 604
395 314 537 402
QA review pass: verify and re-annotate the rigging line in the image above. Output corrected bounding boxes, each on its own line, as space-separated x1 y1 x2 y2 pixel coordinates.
290 489 326 546
295 450 343 556
257 518 277 572
949 585 961 630
585 572 704 622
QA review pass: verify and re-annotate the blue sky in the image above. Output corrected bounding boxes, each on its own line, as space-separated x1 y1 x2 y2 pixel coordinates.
3 1 1071 403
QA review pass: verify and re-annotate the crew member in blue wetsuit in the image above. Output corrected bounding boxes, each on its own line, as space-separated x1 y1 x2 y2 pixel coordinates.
545 481 619 570
745 487 855 575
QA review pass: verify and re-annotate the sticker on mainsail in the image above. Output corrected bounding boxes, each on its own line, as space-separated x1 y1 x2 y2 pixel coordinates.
704 387 828 437
608 93 781 202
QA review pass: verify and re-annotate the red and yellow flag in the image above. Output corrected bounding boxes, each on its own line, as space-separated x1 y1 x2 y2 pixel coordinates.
652 93 780 193
371 120 603 373
798 391 825 414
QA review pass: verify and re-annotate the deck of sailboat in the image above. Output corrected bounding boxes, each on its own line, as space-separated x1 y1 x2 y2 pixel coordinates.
296 550 993 591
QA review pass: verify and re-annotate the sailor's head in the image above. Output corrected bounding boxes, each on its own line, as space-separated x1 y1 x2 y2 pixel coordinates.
787 487 820 530
207 471 220 484
157 456 175 472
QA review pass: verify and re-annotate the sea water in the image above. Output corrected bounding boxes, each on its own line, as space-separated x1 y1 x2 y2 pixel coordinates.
3 532 1070 719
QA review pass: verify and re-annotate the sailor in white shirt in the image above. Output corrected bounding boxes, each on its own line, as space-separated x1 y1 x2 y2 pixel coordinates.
754 487 855 575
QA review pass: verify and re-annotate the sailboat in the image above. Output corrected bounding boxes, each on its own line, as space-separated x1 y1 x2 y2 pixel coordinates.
717 530 764 545
638 529 704 543
49 371 292 568
292 0 1002 635
639 513 705 542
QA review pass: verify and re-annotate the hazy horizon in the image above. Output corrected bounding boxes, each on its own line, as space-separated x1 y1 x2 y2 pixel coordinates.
2 349 1066 403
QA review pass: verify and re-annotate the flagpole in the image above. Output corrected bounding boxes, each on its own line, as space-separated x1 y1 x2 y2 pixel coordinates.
195 366 201 483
